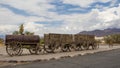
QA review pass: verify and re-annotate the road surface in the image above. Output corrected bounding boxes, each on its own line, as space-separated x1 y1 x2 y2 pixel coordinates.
1 48 120 68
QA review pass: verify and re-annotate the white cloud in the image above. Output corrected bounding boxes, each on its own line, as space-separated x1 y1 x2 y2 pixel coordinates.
0 6 52 35
24 22 44 35
98 0 111 3
98 5 120 22
56 5 120 32
0 0 120 36
58 9 101 32
0 7 26 25
0 0 55 16
0 25 18 34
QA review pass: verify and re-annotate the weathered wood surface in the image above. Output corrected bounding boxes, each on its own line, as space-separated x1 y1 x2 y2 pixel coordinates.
44 33 74 45
44 33 95 45
74 34 94 41
5 35 40 45
60 34 73 45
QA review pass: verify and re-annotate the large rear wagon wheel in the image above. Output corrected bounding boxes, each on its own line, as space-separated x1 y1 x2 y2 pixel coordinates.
92 43 99 49
29 45 38 55
6 42 22 56
83 44 89 50
84 42 90 50
74 44 82 51
61 44 70 52
36 46 42 54
92 45 96 50
44 44 55 53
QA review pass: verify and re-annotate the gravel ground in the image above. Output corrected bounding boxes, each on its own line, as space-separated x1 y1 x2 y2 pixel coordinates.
0 45 120 67
1 46 120 68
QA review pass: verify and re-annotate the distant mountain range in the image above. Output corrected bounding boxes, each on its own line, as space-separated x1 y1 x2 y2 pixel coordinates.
79 28 120 37
0 28 120 39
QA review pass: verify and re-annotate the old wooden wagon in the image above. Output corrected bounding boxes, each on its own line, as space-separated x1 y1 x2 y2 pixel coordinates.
44 33 61 53
44 33 98 53
5 35 41 56
60 34 73 52
44 33 74 53
74 34 98 50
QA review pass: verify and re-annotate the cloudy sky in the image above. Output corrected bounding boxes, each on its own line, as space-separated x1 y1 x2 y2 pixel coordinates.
0 0 120 36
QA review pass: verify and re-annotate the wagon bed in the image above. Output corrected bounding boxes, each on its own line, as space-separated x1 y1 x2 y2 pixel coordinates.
5 35 41 56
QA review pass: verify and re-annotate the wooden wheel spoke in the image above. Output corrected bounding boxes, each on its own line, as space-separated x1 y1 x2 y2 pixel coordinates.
6 42 22 56
44 45 54 53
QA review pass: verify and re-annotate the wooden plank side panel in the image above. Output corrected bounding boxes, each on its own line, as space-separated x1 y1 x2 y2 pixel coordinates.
49 33 61 45
61 34 73 45
44 34 50 45
85 35 95 42
74 34 85 43
74 34 95 44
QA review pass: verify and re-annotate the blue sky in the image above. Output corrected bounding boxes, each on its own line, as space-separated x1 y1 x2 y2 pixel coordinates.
50 0 113 14
0 3 32 16
0 0 120 36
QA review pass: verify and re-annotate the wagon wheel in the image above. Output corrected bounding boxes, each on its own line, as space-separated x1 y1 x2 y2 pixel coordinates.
44 44 55 53
69 44 76 51
6 41 22 56
97 43 99 49
84 45 89 50
61 44 70 52
74 44 82 51
92 43 99 49
17 43 23 56
29 45 38 54
92 45 96 50
35 44 42 54
83 42 89 50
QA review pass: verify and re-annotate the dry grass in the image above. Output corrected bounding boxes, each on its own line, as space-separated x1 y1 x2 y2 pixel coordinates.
0 44 4 46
